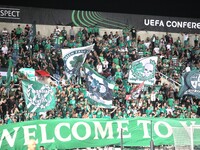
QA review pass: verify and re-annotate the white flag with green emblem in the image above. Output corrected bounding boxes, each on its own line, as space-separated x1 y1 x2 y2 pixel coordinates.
62 44 94 79
128 56 158 85
22 80 56 113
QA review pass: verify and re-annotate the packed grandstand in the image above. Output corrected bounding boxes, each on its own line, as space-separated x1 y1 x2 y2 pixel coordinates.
0 7 200 150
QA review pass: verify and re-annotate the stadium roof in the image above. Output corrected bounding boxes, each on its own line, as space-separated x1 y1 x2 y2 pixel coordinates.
1 0 200 19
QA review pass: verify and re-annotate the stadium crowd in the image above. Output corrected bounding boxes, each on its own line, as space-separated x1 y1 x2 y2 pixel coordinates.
0 23 200 126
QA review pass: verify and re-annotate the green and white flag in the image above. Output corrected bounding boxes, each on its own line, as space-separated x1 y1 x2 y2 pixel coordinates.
178 69 200 98
62 44 94 79
83 63 115 108
128 56 158 85
22 80 56 113
19 68 36 81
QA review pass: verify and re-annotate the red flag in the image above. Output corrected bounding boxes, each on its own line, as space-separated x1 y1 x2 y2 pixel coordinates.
130 81 145 99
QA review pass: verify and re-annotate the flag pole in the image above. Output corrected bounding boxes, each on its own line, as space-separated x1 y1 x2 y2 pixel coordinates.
121 128 123 150
158 71 181 86
150 120 154 150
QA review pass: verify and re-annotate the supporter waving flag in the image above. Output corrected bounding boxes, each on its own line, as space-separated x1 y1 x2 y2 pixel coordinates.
83 63 115 108
22 80 56 113
28 21 36 44
61 44 94 80
128 56 158 85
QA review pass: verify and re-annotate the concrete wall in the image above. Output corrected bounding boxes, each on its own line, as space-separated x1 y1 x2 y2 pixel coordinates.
137 30 199 47
0 22 123 38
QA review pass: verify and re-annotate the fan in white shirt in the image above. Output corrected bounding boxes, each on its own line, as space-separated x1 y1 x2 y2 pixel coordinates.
185 64 191 72
96 62 103 74
102 58 109 71
1 44 8 55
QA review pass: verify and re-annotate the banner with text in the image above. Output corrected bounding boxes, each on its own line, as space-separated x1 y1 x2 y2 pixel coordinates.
0 118 200 150
1 5 200 33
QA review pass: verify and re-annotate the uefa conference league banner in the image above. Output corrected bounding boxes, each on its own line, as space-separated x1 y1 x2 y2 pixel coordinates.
1 5 200 33
128 56 158 86
0 118 200 150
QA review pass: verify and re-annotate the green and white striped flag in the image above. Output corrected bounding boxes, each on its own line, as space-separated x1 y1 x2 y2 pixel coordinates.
22 80 56 113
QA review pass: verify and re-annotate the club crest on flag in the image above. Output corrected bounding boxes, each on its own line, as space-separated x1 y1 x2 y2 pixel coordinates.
62 44 94 79
190 73 200 89
128 56 158 85
63 49 89 74
26 84 53 109
178 70 200 98
22 80 56 113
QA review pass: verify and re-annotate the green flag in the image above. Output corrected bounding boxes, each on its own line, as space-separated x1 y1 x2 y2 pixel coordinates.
19 68 36 81
22 80 56 113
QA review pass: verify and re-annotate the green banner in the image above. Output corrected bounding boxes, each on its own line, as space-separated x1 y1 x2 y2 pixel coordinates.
0 118 200 150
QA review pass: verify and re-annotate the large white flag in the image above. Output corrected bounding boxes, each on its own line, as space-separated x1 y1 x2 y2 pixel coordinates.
128 56 158 85
62 44 94 79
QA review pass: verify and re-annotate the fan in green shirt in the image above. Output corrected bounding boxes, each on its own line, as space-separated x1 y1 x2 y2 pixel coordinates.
115 69 123 80
167 98 174 108
145 106 153 117
160 105 167 114
69 96 76 108
44 41 51 52
77 28 83 39
34 42 39 52
15 25 23 38
113 56 119 65
156 91 164 103
192 102 198 113
96 109 103 118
